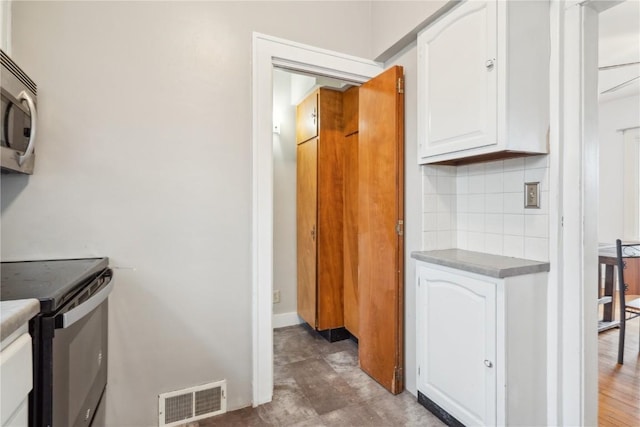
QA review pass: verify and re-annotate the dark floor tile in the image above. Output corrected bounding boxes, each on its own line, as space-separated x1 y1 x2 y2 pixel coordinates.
256 378 319 425
368 392 445 427
196 406 270 427
287 357 360 415
320 402 389 426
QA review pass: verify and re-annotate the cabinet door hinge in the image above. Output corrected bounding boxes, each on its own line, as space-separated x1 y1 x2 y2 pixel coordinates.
397 77 404 94
395 220 404 236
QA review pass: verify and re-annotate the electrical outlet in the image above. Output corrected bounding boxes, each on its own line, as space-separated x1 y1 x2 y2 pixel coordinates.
273 290 281 304
525 182 540 208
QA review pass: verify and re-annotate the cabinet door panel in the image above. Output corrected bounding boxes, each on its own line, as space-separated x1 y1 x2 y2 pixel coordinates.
418 267 496 426
296 139 318 327
420 0 497 157
296 92 318 144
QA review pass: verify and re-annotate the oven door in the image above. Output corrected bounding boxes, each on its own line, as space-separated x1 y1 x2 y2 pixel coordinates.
51 273 113 427
1 87 36 174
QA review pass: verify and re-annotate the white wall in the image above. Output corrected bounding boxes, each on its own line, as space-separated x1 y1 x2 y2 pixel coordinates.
272 69 298 317
598 94 640 242
371 0 452 60
2 2 372 425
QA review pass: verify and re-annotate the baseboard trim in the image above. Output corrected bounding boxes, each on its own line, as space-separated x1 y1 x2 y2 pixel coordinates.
417 391 465 427
272 312 304 329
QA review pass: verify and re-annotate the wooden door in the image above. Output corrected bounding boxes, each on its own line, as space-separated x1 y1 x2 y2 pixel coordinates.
418 0 497 158
343 87 359 337
297 139 318 327
296 91 318 144
358 66 404 393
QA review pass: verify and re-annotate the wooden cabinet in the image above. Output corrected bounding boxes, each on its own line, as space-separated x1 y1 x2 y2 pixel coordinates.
417 0 549 165
416 261 547 426
296 88 345 334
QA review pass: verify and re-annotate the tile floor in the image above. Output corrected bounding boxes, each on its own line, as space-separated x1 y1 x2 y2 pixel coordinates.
193 324 445 426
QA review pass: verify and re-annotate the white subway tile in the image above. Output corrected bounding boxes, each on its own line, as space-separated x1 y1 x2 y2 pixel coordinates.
456 174 469 195
503 157 525 171
423 232 438 250
423 213 438 232
504 235 525 258
485 194 504 214
504 214 525 236
524 237 549 262
438 212 453 230
458 165 469 175
469 175 485 194
423 165 438 176
457 213 469 231
468 213 485 232
485 233 504 255
485 172 503 193
525 167 549 192
468 232 485 252
437 176 456 194
437 230 454 248
525 215 549 239
437 166 456 177
423 175 437 195
457 194 469 213
503 170 525 193
484 160 504 174
437 194 455 213
457 231 469 249
468 163 486 176
468 195 485 213
423 194 437 213
504 192 524 214
485 214 504 234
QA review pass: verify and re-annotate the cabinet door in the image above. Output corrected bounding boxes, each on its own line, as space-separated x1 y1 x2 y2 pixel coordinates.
418 0 497 159
296 91 318 144
417 265 496 426
296 139 318 327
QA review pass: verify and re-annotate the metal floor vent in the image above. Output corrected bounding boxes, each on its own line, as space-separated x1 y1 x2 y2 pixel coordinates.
158 380 226 426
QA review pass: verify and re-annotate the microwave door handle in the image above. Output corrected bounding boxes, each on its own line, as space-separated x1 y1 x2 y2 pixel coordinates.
16 90 36 166
56 279 114 329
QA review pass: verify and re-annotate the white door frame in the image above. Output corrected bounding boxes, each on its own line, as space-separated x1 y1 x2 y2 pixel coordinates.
251 33 383 405
552 1 620 424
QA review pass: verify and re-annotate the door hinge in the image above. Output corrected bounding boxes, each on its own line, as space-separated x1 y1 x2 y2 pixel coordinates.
395 220 404 236
418 366 420 376
397 77 404 94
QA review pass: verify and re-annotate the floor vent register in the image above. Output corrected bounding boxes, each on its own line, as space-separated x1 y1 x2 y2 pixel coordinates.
158 380 226 426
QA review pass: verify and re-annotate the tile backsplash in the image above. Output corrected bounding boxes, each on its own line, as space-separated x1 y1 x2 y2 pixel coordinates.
422 155 550 262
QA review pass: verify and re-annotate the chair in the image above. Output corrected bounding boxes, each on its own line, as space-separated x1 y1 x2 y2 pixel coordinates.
615 239 640 364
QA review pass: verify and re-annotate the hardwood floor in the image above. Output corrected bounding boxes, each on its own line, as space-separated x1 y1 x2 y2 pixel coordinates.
599 314 640 426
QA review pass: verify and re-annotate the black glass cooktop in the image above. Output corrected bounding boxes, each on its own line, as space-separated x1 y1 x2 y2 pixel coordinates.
1 257 109 313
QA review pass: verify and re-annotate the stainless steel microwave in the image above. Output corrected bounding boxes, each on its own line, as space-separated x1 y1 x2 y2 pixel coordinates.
1 49 37 174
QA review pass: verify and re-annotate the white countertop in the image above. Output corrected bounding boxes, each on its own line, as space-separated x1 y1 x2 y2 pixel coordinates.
0 299 40 342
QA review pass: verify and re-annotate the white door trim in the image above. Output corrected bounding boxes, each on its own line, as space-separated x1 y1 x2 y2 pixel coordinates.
251 33 383 406
553 0 619 424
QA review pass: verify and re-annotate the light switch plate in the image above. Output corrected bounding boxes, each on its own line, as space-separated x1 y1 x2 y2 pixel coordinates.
525 182 540 208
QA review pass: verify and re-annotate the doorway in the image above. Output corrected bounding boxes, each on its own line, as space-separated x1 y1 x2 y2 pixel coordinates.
596 1 640 424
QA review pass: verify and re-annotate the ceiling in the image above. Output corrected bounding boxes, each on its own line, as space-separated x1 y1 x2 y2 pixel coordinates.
598 0 640 102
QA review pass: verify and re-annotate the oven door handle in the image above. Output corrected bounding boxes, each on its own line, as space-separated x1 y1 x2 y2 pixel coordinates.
56 279 114 329
16 90 37 166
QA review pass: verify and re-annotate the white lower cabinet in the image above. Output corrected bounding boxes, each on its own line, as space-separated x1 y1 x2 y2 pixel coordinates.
416 261 547 426
0 330 32 427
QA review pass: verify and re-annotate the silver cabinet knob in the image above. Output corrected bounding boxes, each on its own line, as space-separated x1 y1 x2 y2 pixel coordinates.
485 59 495 70
484 359 493 368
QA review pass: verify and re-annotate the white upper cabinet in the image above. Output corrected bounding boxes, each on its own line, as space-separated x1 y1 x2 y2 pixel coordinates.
418 0 550 164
